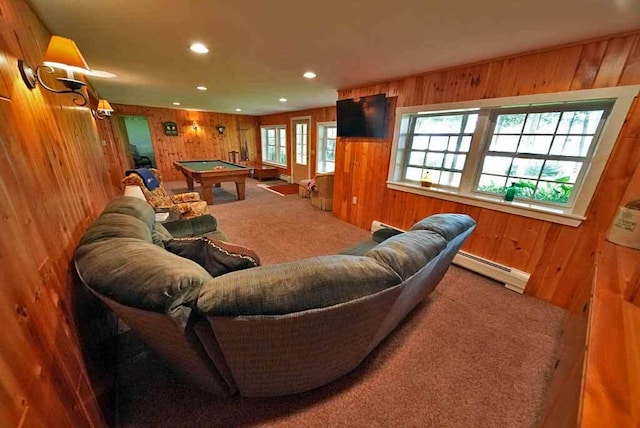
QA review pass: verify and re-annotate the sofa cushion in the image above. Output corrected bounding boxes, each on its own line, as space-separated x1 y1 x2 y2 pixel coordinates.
165 237 259 278
75 238 212 329
151 222 174 247
79 213 153 246
365 230 447 280
163 215 218 238
101 196 155 228
410 214 476 242
197 255 402 316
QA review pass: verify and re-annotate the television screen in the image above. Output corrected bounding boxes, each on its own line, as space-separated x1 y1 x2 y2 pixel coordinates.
337 94 387 138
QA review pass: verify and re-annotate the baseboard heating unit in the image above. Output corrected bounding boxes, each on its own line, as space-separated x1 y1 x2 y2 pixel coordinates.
370 220 529 294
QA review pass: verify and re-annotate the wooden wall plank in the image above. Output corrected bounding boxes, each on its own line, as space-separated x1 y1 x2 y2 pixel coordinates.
334 31 640 311
0 0 122 425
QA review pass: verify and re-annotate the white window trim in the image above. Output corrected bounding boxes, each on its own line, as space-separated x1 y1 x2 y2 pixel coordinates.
388 86 640 227
317 121 337 173
261 125 287 168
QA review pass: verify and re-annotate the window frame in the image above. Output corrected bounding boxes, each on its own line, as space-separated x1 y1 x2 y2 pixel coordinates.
317 121 337 173
387 86 639 227
260 125 287 167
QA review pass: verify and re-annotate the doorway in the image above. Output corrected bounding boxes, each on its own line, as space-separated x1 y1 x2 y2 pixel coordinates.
122 115 156 169
291 116 311 183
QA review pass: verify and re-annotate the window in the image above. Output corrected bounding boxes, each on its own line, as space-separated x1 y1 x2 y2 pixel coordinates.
317 122 337 173
295 123 308 165
388 86 638 226
261 125 287 167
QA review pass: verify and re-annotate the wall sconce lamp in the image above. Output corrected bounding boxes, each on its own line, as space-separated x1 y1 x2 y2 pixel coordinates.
18 35 95 106
192 121 199 131
215 124 226 135
93 99 114 120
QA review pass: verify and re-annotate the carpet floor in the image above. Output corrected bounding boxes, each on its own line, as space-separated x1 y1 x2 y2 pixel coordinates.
118 179 567 427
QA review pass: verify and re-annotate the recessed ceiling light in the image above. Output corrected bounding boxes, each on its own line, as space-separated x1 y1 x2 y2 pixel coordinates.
173 102 181 106
235 108 242 112
196 86 207 91
303 71 316 79
190 43 209 54
279 97 287 102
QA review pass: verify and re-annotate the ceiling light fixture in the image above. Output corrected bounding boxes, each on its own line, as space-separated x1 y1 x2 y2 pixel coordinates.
196 85 207 91
190 43 209 54
303 71 317 79
93 99 114 120
173 102 181 106
18 35 96 106
235 108 242 112
279 97 287 102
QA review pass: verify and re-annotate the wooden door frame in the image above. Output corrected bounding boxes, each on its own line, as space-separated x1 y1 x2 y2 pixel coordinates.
290 115 311 183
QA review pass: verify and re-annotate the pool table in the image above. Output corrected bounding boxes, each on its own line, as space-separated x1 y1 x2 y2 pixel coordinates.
173 160 250 205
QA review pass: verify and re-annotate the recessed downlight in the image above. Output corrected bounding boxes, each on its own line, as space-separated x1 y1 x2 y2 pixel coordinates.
279 97 288 102
235 108 242 112
196 86 207 91
173 102 181 106
190 43 209 54
303 71 317 79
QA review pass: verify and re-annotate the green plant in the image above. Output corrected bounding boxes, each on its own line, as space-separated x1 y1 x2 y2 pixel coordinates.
477 176 573 204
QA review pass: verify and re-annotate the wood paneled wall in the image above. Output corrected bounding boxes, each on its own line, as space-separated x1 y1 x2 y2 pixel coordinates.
111 104 259 181
334 32 640 312
0 0 122 426
259 106 336 177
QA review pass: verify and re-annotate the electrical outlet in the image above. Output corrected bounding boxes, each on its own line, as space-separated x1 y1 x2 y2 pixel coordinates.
352 196 357 205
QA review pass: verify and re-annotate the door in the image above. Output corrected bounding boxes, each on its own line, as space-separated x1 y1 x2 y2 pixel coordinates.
122 115 156 169
291 117 310 183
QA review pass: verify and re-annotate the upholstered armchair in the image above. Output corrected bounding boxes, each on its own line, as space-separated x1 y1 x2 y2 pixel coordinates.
122 168 208 219
300 172 334 211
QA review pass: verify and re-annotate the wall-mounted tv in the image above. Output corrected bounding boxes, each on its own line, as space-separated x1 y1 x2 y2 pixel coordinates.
337 94 387 138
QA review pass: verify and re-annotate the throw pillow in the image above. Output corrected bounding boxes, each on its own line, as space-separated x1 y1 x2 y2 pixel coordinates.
165 237 260 278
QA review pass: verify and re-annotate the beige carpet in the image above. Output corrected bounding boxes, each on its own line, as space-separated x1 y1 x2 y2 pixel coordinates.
118 179 567 427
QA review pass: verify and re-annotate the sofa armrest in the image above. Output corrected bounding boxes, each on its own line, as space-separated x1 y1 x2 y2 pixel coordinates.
163 215 218 238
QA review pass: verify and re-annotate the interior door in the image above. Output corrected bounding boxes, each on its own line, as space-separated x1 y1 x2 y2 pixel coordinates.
291 117 310 183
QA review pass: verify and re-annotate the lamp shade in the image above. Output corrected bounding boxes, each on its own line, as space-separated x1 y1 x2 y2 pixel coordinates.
42 35 91 74
97 99 114 112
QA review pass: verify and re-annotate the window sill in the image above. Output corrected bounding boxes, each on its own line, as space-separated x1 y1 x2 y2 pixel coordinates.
387 182 585 227
262 161 286 168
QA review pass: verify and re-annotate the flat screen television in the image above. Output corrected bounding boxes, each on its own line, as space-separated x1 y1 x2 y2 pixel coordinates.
337 94 387 138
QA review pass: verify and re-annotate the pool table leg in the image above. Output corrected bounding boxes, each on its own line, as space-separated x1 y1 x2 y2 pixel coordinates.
184 174 194 191
201 184 214 205
235 180 246 200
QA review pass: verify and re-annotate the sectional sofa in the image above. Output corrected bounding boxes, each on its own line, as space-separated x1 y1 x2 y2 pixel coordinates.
74 197 475 397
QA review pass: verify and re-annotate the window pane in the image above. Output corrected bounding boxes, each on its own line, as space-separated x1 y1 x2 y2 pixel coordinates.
443 154 466 170
327 127 337 138
557 110 604 134
549 135 593 157
509 158 544 179
439 171 462 187
425 152 444 168
517 135 553 155
412 136 429 150
267 146 275 160
482 155 511 175
489 135 519 152
415 115 463 134
541 160 581 182
429 136 448 151
478 174 507 193
448 135 472 152
464 114 479 133
408 151 426 166
523 112 560 134
495 114 525 134
325 161 335 173
406 167 423 181
534 181 573 204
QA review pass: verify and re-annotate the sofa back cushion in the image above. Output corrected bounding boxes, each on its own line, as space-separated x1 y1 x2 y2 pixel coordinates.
410 214 476 242
75 238 212 328
101 196 155 227
365 230 447 280
78 212 153 246
197 255 401 316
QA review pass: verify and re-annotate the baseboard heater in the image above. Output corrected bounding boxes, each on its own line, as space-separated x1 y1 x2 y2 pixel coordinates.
370 220 529 294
